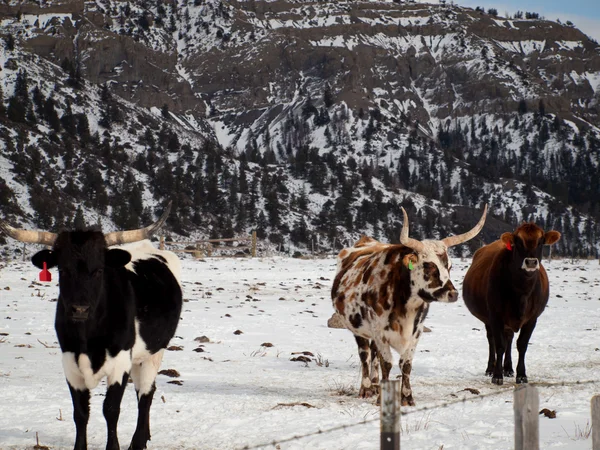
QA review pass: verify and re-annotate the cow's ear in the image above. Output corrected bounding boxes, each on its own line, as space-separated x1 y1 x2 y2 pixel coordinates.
105 249 131 268
544 230 561 245
32 250 58 269
402 253 418 269
500 232 514 246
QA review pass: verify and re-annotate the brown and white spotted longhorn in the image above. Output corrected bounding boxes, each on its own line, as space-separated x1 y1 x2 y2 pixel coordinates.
331 205 488 406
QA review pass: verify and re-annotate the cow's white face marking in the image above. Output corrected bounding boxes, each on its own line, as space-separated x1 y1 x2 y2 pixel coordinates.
521 258 540 272
410 240 457 303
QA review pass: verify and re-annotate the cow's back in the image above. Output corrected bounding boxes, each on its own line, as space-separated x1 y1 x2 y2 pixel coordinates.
462 240 505 323
121 241 183 354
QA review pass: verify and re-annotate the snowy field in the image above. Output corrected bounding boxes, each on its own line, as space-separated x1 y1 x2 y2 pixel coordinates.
0 254 599 449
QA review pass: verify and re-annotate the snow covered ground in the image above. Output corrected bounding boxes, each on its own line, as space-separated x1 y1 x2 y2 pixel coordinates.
0 254 599 449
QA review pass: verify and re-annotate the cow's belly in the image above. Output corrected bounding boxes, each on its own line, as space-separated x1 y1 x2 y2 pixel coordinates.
62 350 132 391
343 308 422 356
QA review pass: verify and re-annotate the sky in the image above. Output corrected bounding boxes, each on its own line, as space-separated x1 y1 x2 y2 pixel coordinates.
457 0 600 42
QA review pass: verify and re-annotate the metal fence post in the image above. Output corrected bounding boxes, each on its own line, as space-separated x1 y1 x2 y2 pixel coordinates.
592 395 600 450
514 385 539 450
380 380 401 450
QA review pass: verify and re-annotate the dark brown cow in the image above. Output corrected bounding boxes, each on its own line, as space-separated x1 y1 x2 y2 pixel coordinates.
462 223 560 385
332 205 487 405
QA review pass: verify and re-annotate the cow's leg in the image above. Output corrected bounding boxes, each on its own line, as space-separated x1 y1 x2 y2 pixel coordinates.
485 324 495 376
399 344 417 406
354 336 376 398
104 372 129 450
129 349 164 450
515 319 537 384
503 330 515 377
369 340 380 395
490 319 506 385
68 384 90 450
375 340 393 406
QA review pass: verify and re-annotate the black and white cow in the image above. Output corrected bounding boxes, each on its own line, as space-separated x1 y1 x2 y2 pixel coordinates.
0 204 182 450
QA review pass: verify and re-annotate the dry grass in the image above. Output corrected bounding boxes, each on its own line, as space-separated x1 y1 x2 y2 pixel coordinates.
329 378 356 397
401 412 432 435
562 421 592 440
249 346 268 357
315 353 330 367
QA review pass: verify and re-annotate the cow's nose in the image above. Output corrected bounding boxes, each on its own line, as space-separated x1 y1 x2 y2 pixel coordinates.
448 291 459 303
71 305 90 319
524 258 539 270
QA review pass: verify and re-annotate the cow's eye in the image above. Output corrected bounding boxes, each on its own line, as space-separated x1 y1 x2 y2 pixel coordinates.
423 262 436 273
92 268 104 278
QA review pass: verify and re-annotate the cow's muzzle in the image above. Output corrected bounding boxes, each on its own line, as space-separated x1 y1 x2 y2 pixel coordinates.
447 290 459 303
70 305 90 321
522 258 539 271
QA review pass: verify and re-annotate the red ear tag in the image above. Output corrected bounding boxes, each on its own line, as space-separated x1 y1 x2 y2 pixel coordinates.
506 242 512 251
39 262 52 282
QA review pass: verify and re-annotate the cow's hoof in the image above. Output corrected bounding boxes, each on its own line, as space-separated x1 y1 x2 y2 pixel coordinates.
516 376 528 384
359 386 377 399
492 377 503 385
504 369 514 377
401 396 415 407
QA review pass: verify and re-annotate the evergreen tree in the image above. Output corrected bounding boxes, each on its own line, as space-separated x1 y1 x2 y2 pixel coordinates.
0 85 5 117
61 100 77 135
73 206 86 229
323 84 334 108
4 34 15 51
44 96 61 132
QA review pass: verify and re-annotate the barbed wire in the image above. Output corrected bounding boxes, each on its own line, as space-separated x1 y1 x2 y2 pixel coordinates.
236 378 600 450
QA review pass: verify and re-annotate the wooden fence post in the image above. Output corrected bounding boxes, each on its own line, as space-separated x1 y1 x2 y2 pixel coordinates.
380 380 401 450
251 231 257 257
514 385 539 450
159 236 165 250
592 395 600 450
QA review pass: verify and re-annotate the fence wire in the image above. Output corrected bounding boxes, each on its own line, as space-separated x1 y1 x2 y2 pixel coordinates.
237 379 600 450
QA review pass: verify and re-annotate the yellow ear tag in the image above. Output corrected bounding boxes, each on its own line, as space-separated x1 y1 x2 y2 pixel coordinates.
408 260 414 271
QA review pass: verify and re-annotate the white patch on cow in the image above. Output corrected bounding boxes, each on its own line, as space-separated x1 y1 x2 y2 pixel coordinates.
131 349 164 396
131 320 151 365
62 321 163 395
130 320 164 396
62 350 133 391
383 298 426 356
113 239 182 287
62 352 86 391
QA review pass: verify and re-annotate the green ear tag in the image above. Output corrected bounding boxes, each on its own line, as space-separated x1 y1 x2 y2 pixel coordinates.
408 260 414 271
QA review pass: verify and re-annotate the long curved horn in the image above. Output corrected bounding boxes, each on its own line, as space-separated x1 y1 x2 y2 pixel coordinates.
0 220 58 247
399 207 425 253
442 204 488 248
105 201 172 246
